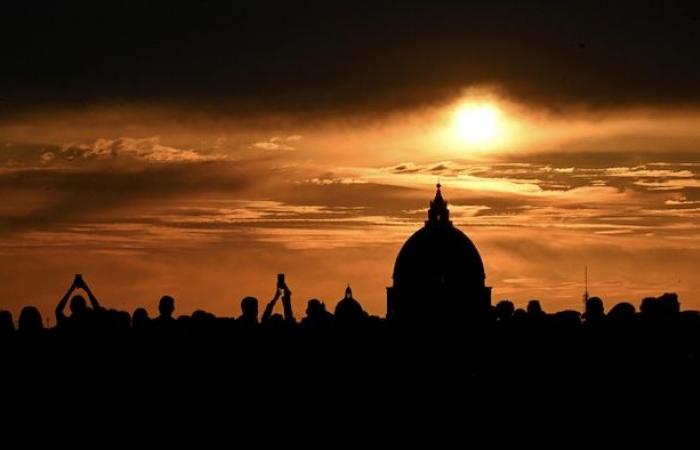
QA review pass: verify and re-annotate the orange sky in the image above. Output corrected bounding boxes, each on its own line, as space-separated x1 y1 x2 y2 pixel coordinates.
1 94 699 321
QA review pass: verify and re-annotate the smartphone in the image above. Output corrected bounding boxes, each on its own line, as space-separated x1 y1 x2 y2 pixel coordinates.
277 273 285 288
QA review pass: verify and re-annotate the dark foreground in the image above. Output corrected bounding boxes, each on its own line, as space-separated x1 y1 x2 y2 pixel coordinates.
3 323 698 442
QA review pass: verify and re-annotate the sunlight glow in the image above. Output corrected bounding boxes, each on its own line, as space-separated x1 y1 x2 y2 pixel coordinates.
454 103 501 144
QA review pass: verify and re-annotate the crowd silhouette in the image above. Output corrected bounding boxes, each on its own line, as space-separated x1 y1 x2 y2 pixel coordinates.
2 273 699 403
0 274 695 340
0 274 388 343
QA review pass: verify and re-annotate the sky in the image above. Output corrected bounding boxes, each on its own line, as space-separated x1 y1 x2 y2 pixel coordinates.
2 2 700 320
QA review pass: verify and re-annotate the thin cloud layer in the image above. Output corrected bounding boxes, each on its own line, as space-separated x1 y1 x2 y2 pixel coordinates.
252 135 302 151
62 137 226 162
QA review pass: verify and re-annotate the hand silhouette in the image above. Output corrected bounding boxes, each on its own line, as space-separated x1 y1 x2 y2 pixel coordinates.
73 274 87 290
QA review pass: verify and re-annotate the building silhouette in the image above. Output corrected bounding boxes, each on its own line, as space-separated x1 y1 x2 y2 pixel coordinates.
334 284 368 325
386 184 492 322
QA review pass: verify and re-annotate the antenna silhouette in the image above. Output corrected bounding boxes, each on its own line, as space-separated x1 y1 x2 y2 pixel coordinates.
583 265 589 306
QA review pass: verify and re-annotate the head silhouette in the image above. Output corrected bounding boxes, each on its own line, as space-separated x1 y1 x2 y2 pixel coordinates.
306 299 327 318
585 297 605 322
240 296 259 320
608 302 636 323
114 310 131 330
0 310 14 333
18 306 43 333
513 308 527 322
69 295 88 316
267 312 285 327
527 300 544 317
132 307 150 329
495 300 515 321
158 296 175 319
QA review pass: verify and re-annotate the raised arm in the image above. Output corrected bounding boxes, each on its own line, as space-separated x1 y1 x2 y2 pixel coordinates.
261 289 281 324
76 276 102 310
56 277 77 323
281 286 296 324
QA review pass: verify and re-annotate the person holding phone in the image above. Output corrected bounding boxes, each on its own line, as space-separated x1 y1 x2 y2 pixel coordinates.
279 274 296 325
261 274 296 326
55 274 104 331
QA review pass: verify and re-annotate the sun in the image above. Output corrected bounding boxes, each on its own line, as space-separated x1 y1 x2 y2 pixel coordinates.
453 103 500 144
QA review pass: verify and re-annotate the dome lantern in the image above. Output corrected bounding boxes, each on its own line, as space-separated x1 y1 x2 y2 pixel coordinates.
427 183 450 224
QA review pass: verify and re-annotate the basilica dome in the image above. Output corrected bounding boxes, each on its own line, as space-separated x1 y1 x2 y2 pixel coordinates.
393 220 485 289
386 184 491 321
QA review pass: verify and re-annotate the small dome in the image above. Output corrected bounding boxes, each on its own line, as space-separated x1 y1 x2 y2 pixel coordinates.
335 285 367 322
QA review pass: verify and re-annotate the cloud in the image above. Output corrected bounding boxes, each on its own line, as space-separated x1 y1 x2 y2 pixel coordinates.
252 135 302 151
633 179 700 191
665 197 700 206
602 167 695 178
0 161 253 233
374 160 700 202
40 152 55 164
300 176 366 185
62 137 225 162
385 161 490 176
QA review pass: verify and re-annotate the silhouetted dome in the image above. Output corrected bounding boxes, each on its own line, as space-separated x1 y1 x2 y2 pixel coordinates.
335 285 366 321
392 185 485 288
393 221 485 288
387 184 491 321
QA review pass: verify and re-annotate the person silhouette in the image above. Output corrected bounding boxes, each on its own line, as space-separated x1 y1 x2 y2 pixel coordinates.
261 288 282 325
300 299 334 331
132 307 150 331
18 306 44 335
55 274 104 331
281 281 296 324
0 310 15 340
156 296 175 320
495 300 515 322
152 295 177 333
607 302 636 325
527 300 544 317
238 296 259 329
641 293 680 321
583 297 605 325
261 276 296 326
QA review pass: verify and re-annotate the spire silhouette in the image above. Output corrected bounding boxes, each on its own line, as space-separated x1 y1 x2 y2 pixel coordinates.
427 183 450 225
583 265 589 306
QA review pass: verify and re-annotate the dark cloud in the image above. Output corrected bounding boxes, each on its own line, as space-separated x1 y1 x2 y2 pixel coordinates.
3 2 700 119
0 162 252 232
